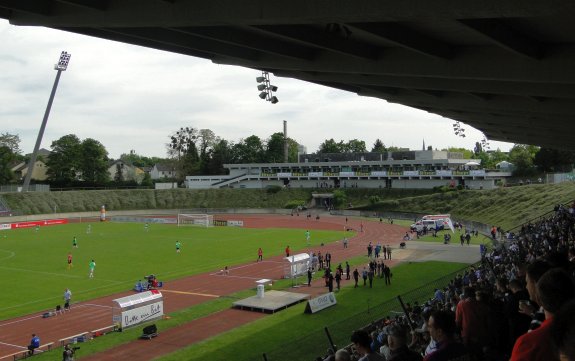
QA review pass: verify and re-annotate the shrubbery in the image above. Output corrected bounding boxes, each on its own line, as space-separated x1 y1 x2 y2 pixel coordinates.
284 200 307 209
265 185 282 194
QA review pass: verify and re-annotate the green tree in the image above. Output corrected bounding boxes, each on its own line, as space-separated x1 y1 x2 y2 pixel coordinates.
0 145 16 184
0 132 22 155
343 139 367 153
197 129 214 174
371 139 386 153
509 144 539 176
318 138 342 153
46 134 82 184
206 139 232 174
80 138 110 183
232 135 265 163
167 127 200 181
266 132 286 163
120 151 163 168
265 133 300 163
473 142 482 155
140 172 153 187
332 190 348 208
534 148 575 172
444 147 474 159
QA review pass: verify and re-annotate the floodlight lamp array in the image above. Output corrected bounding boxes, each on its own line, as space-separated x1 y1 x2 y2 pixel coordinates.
55 51 71 71
255 71 279 104
452 121 466 138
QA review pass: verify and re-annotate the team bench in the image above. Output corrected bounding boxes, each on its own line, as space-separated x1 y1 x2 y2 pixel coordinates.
91 324 117 338
7 342 54 360
58 332 88 347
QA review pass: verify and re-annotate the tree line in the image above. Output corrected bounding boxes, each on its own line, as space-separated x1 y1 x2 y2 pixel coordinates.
0 130 573 187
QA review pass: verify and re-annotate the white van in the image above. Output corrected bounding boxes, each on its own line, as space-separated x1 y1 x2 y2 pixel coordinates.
410 219 444 232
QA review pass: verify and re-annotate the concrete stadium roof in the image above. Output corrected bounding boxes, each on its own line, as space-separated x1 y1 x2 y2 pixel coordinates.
2 1 575 150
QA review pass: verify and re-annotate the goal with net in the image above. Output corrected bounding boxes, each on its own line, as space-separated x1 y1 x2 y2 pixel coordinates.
177 214 214 227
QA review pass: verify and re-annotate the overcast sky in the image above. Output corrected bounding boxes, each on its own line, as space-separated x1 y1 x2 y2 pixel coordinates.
0 20 514 160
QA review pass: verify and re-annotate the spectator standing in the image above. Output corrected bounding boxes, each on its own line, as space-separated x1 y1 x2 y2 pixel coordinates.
63 288 72 311
424 310 468 361
350 330 385 361
335 269 342 291
257 247 263 262
455 287 490 359
550 299 575 361
368 268 374 288
383 265 391 285
345 261 350 280
353 268 359 288
387 324 422 361
335 348 351 361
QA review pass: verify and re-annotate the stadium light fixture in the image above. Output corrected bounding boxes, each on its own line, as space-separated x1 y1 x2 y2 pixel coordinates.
255 71 279 104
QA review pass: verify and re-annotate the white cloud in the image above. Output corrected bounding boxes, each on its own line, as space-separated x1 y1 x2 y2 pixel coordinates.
0 20 514 159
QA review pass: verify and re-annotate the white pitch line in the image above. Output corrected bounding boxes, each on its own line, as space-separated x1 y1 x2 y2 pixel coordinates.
0 249 15 262
79 303 114 309
209 274 265 281
0 340 26 349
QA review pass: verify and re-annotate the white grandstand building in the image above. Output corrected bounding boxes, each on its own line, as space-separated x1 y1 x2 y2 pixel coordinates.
185 150 511 190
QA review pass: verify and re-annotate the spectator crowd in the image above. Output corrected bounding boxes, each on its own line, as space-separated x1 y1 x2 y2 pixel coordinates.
316 202 575 361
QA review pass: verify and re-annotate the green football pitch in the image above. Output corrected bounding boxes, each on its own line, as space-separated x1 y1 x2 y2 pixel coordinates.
0 222 344 320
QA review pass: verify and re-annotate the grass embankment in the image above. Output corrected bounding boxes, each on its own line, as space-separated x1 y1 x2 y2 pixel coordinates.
361 182 575 230
2 188 433 215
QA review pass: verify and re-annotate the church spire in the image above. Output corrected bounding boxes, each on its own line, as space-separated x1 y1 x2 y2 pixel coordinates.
422 139 426 151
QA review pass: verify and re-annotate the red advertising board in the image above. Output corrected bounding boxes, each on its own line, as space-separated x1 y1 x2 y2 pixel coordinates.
10 219 68 229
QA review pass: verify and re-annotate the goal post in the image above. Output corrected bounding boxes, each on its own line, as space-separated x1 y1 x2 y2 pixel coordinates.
177 214 214 228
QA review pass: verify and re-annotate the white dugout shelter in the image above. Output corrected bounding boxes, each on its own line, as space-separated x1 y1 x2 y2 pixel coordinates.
283 253 310 279
112 290 163 330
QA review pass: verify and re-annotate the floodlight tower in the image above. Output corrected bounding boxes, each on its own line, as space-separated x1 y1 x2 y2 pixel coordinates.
22 51 71 192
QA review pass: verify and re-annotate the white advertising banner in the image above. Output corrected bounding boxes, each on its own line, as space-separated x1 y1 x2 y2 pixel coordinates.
470 170 486 176
308 172 322 177
277 172 291 177
339 172 355 177
306 292 337 314
370 171 387 176
403 171 419 176
121 301 163 328
227 220 244 227
0 224 10 231
436 170 452 176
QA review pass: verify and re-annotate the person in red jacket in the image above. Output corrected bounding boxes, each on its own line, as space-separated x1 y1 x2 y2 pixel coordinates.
510 269 575 361
285 245 290 257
